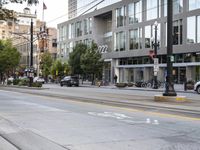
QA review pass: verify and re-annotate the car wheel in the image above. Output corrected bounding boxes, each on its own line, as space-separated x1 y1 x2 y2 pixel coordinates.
60 83 63 87
197 86 200 94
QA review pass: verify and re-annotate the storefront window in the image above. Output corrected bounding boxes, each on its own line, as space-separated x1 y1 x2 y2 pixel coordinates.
189 0 200 11
114 31 126 51
128 1 142 24
116 6 126 27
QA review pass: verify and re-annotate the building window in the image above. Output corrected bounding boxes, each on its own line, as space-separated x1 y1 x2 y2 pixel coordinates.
198 16 200 43
187 16 200 43
189 0 200 11
128 1 142 24
146 0 160 20
75 21 82 37
129 28 142 50
145 26 151 48
116 6 126 27
84 38 92 47
164 0 183 16
187 16 196 43
145 24 160 48
84 18 92 35
173 19 182 45
114 31 126 51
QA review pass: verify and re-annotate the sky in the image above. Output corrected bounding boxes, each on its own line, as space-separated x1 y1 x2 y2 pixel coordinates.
5 0 68 28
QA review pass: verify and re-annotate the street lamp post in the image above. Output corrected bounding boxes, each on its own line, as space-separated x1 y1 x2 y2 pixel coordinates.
28 19 34 87
152 21 159 89
163 0 177 96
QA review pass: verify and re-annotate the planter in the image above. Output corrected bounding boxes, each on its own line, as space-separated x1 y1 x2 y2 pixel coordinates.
127 83 134 87
115 83 127 88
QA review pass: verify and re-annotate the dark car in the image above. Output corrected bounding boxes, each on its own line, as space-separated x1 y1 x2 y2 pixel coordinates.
60 76 79 87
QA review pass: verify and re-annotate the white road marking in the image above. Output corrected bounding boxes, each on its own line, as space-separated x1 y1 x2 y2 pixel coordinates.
88 112 160 125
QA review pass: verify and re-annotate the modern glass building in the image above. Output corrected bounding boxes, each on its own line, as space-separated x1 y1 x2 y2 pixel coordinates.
59 0 200 84
68 0 121 19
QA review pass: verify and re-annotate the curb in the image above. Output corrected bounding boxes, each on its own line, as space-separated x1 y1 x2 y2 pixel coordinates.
154 95 187 102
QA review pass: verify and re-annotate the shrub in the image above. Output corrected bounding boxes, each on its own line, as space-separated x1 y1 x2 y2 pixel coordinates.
13 79 20 85
7 80 12 85
18 78 29 86
32 82 42 88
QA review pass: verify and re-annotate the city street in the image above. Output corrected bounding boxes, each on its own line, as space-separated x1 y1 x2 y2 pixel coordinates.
0 86 200 149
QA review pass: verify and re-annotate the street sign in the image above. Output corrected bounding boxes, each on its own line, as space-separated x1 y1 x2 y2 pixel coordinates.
154 58 159 65
153 58 159 72
154 65 159 72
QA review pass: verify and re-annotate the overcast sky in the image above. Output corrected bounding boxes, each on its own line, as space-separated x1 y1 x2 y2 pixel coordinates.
5 0 68 28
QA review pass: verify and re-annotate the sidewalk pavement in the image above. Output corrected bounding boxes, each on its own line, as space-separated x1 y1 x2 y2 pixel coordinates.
79 82 194 93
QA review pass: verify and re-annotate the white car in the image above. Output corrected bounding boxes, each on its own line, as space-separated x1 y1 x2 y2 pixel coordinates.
33 77 45 84
194 81 200 94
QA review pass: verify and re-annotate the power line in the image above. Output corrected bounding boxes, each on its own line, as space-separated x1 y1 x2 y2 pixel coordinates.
46 0 100 24
46 0 180 26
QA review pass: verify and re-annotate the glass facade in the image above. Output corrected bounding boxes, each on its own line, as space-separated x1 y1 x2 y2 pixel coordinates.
187 16 200 43
145 24 160 48
116 6 126 27
129 28 142 50
75 21 82 37
114 31 126 51
146 0 160 20
84 18 92 35
164 0 183 16
189 0 200 11
128 1 142 24
173 19 182 45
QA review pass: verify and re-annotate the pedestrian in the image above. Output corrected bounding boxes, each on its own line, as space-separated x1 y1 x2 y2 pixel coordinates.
114 74 118 84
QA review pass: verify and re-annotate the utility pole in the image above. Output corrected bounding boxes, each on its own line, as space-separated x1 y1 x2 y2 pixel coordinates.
163 0 177 96
29 19 34 86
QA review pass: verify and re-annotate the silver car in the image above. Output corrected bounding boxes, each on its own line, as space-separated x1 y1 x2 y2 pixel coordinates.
194 81 200 94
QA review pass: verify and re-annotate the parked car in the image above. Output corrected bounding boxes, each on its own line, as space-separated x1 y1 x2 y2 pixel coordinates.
194 81 200 94
60 76 79 87
33 77 45 84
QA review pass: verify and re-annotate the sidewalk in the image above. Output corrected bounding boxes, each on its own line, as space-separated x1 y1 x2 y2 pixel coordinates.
79 82 194 93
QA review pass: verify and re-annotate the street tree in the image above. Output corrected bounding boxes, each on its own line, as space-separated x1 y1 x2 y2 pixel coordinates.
68 43 87 75
51 60 70 82
40 52 53 81
0 0 39 20
81 42 103 85
0 39 20 81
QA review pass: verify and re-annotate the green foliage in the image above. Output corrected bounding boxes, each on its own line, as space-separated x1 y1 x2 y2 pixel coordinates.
18 78 29 86
40 52 53 78
0 39 21 76
13 79 20 85
7 80 12 85
32 82 42 88
51 60 70 79
80 42 103 83
68 43 87 75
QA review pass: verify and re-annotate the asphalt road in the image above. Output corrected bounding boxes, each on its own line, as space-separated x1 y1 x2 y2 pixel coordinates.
0 89 200 150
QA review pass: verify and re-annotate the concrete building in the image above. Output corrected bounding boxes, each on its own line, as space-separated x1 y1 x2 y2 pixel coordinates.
68 0 122 19
58 0 200 84
1 8 57 76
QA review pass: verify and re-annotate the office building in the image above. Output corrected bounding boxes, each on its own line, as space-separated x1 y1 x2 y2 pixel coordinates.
58 0 200 84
